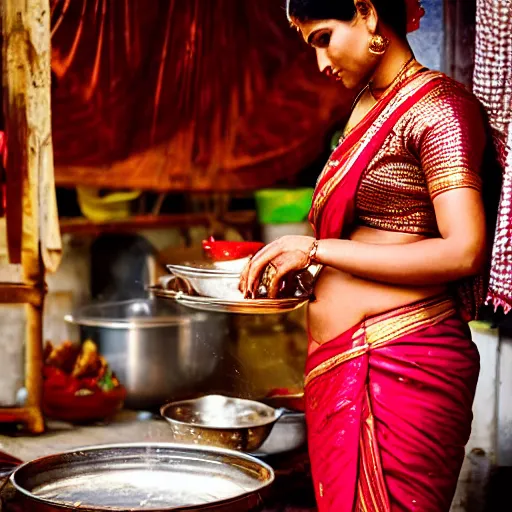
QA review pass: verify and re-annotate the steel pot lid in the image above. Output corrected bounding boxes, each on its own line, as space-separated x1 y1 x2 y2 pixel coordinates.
64 298 213 329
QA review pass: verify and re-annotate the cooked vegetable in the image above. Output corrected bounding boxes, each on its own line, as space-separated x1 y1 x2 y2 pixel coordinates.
43 339 121 393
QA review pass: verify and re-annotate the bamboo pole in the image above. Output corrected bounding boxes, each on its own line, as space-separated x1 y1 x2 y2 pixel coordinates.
0 0 53 433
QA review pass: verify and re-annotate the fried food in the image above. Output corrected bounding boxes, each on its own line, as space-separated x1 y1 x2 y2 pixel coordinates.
44 341 80 373
44 339 121 392
71 340 102 378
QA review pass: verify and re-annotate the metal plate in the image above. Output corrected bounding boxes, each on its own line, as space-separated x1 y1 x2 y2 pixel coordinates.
10 443 274 511
150 288 308 315
167 264 239 277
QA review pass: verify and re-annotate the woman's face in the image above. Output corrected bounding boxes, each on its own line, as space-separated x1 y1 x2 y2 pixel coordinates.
292 16 379 89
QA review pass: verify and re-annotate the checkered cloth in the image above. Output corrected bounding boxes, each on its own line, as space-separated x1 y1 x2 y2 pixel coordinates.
473 0 512 313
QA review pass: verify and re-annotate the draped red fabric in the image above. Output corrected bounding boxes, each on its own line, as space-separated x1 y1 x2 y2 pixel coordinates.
48 0 350 191
310 71 443 239
305 296 479 511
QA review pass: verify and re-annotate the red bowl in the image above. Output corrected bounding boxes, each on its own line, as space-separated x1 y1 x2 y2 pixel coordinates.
43 385 126 423
202 238 264 261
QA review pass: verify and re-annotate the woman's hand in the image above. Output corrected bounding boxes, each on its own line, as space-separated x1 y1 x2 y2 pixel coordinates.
239 235 315 298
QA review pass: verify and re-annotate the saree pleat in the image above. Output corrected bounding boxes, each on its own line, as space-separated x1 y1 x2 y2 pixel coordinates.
305 296 479 512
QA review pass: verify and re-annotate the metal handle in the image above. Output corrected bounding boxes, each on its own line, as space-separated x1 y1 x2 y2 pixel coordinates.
0 463 17 479
157 275 195 295
274 407 303 420
0 453 22 494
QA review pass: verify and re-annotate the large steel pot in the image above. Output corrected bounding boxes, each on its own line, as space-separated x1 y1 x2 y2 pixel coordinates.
65 299 231 410
2 444 274 511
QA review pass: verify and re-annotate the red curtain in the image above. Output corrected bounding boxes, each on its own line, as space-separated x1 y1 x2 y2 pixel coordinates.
49 0 351 191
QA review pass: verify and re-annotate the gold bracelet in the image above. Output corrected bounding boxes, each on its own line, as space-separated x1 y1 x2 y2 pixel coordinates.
307 239 319 266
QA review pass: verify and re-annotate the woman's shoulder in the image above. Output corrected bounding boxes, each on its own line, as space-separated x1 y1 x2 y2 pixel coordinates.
403 70 485 134
409 70 482 116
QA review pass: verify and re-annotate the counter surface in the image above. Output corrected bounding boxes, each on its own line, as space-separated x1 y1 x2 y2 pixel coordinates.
0 411 316 511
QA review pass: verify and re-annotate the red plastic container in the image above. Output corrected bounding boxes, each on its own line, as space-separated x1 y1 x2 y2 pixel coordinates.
202 237 264 261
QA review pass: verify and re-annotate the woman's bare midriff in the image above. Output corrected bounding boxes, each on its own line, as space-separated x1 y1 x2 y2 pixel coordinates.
307 226 447 345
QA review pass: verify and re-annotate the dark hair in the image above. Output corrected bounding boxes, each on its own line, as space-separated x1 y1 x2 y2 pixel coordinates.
286 0 408 38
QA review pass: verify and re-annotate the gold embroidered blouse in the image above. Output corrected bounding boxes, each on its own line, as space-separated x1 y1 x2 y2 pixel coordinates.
355 75 485 235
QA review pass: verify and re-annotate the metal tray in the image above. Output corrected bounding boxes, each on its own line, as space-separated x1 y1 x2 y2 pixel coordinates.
149 287 308 315
10 443 274 511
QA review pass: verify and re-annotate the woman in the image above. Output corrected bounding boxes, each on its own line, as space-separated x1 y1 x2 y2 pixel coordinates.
240 1 490 510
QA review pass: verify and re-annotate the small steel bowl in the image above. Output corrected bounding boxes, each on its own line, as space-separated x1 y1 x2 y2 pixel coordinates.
167 264 244 300
161 395 284 452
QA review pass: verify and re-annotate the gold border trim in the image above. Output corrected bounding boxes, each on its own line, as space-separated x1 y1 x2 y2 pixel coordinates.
305 297 456 387
357 391 392 511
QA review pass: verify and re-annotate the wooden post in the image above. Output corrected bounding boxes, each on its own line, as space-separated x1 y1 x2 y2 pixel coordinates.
0 0 54 433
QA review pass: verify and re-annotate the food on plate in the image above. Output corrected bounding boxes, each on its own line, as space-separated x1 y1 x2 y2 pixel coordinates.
255 265 316 299
43 340 79 374
43 340 121 394
43 340 125 423
71 340 102 379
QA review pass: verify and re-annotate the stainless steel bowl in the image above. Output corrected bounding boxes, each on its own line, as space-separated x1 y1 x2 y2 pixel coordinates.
167 264 243 301
65 299 232 410
161 395 284 452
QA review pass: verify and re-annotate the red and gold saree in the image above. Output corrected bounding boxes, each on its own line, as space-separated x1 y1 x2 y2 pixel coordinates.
306 71 481 511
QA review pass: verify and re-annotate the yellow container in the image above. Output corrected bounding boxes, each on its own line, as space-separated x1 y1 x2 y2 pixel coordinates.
76 187 141 222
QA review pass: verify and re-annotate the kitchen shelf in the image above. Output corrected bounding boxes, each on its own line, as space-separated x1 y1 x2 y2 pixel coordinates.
59 213 211 235
59 211 258 236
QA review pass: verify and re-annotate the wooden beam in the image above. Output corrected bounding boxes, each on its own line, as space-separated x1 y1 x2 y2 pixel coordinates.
0 283 45 306
0 0 53 434
2 2 27 264
1 0 55 279
59 213 212 235
59 210 258 236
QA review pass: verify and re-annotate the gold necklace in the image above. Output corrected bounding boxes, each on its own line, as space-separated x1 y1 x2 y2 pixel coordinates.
340 55 416 142
368 55 416 100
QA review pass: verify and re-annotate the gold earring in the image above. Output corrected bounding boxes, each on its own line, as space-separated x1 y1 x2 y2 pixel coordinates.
368 34 390 55
356 1 370 17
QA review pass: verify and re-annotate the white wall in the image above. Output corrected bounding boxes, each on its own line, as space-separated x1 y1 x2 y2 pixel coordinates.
451 321 506 511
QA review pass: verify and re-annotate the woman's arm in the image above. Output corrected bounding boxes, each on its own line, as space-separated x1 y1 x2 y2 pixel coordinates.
316 188 487 286
241 187 486 297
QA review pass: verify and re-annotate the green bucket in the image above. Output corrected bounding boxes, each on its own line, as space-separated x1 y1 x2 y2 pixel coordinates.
255 188 314 224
